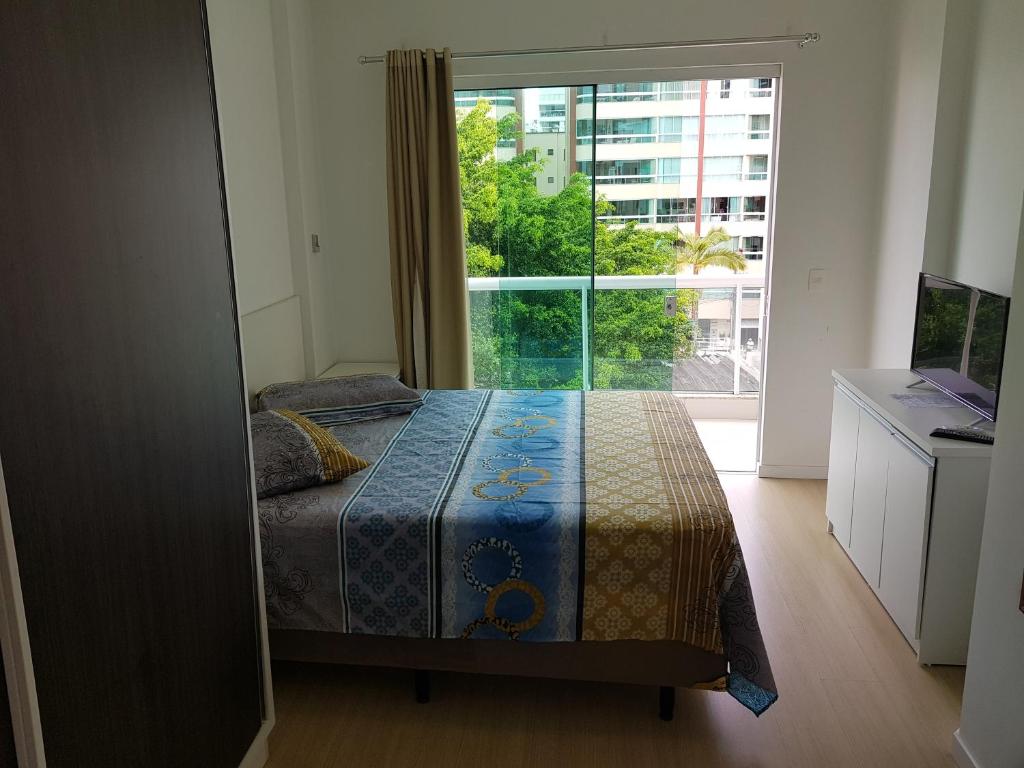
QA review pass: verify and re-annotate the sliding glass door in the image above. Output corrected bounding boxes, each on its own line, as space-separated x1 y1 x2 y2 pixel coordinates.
457 76 776 394
462 85 597 389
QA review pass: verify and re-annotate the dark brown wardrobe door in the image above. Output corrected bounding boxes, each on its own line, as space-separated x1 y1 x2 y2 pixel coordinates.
0 2 263 766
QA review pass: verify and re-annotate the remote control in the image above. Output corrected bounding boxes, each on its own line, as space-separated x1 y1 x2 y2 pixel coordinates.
930 426 995 444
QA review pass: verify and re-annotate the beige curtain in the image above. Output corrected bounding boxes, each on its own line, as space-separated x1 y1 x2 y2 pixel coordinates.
385 48 471 389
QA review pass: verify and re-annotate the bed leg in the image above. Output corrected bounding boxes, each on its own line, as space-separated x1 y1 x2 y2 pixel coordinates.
658 686 675 722
414 669 431 704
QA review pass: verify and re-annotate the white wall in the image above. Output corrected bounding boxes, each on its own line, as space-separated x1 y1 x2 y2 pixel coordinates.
920 0 977 278
866 0 945 368
208 0 295 317
209 0 340 393
306 0 900 473
951 4 1024 767
948 0 1024 296
269 0 338 377
956 198 1024 768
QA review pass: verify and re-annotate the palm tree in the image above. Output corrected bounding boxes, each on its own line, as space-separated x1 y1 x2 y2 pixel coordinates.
675 227 748 274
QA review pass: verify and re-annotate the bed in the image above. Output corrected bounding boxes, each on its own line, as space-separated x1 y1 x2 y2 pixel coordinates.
258 388 777 716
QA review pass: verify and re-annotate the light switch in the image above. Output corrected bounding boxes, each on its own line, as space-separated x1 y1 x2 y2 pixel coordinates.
808 268 827 291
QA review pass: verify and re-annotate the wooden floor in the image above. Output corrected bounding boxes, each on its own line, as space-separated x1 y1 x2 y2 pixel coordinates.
265 477 965 768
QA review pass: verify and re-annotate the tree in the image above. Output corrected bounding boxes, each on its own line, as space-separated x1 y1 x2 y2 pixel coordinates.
675 228 748 274
458 99 697 390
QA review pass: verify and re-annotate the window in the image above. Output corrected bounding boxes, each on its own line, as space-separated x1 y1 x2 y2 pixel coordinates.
656 116 698 142
747 155 769 180
743 195 766 220
705 115 745 139
703 156 743 180
742 236 765 259
655 157 697 183
456 78 779 395
453 88 515 108
657 158 681 183
657 197 696 222
595 82 656 102
702 196 741 221
749 114 770 140
659 81 700 101
602 199 652 222
576 118 655 144
750 78 772 97
588 159 654 184
658 116 682 142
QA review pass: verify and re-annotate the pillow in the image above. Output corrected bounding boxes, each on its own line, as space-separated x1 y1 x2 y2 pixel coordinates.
254 374 422 427
250 409 369 498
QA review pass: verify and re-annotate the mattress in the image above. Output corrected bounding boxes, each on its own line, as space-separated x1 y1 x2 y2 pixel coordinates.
258 389 777 714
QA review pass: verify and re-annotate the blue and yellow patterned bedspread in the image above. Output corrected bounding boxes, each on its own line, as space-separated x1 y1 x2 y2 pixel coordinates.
260 389 777 714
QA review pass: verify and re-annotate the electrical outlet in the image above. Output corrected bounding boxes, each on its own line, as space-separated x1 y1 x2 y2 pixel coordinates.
311 233 321 253
664 294 677 317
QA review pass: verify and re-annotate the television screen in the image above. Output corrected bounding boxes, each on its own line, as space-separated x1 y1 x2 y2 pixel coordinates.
911 273 1011 421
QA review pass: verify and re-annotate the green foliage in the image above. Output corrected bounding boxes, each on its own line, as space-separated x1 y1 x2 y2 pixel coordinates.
458 99 697 390
675 227 748 274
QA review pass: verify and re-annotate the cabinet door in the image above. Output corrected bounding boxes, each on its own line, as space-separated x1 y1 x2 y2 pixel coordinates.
826 386 861 547
0 2 264 765
879 433 933 642
849 409 891 587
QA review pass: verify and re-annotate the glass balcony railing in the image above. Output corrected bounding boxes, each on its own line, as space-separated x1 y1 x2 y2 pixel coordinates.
577 133 657 145
595 174 657 185
467 274 764 394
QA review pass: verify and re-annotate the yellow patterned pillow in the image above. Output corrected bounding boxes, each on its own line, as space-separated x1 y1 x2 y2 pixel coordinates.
250 409 370 498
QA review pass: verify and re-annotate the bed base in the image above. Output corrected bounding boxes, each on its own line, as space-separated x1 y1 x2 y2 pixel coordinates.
405 667 676 720
270 629 721 721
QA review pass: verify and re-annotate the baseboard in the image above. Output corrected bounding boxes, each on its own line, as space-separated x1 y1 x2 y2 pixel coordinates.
757 464 828 479
952 729 981 768
239 721 273 768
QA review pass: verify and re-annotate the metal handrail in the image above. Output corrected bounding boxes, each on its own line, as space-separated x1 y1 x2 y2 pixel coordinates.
466 274 764 291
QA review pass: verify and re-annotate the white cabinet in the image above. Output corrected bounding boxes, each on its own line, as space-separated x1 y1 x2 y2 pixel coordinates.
826 370 992 665
825 387 859 548
848 410 891 587
878 434 933 643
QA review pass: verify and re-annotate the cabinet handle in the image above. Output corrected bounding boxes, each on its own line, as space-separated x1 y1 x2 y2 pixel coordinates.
860 402 895 434
890 429 935 467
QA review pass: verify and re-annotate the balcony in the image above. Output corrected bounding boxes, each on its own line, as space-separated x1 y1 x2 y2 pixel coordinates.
467 273 763 394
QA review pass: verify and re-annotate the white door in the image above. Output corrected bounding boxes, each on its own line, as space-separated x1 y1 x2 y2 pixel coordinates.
849 409 890 586
878 433 934 643
826 386 861 547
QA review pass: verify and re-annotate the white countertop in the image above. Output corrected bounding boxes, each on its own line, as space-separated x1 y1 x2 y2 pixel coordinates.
833 369 995 459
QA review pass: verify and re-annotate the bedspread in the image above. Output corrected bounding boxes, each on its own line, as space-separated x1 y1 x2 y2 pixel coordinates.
259 389 777 714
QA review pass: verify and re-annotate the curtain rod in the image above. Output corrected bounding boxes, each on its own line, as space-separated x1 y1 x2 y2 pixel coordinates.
357 32 820 65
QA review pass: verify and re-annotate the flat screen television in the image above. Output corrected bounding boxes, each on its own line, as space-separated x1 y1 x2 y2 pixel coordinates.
911 273 1011 422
